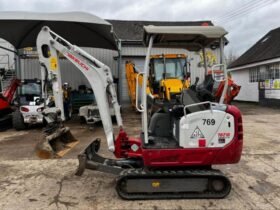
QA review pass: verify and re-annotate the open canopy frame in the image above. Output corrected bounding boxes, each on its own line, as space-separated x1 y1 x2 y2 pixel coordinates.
143 25 228 51
141 25 228 143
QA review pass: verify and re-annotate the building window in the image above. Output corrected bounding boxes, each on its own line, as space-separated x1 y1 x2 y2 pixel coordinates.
266 63 280 79
249 62 280 83
249 67 259 82
259 68 266 81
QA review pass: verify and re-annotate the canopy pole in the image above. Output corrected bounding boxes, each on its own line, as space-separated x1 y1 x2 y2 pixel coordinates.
202 47 208 76
142 35 154 144
219 37 228 104
15 51 21 79
117 39 122 104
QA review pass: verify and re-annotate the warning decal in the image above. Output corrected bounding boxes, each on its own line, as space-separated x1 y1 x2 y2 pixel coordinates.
190 126 205 139
50 57 58 70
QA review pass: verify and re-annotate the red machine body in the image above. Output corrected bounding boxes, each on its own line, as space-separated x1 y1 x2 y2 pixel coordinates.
114 105 243 167
0 78 21 111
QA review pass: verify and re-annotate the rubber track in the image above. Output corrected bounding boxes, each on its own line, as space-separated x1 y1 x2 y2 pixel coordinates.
116 168 231 200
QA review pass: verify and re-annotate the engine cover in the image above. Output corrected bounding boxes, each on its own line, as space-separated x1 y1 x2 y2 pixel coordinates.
179 110 235 148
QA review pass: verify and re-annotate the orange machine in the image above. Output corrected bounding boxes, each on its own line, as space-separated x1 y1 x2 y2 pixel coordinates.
126 54 189 109
215 77 241 104
207 70 241 104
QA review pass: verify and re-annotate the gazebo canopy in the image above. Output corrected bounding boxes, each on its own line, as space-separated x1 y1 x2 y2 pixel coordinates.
0 11 117 50
143 25 228 51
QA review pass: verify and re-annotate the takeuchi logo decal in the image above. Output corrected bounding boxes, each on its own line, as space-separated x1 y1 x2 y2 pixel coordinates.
66 52 89 71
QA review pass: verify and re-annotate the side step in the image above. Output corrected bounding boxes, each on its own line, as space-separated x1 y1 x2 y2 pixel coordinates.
116 169 231 200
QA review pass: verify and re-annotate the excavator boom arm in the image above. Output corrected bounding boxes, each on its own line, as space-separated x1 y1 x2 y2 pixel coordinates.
36 26 122 152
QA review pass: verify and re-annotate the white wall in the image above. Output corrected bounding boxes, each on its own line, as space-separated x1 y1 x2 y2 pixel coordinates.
231 69 259 102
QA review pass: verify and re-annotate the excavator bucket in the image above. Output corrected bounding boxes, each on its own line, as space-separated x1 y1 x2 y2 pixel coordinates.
35 127 79 159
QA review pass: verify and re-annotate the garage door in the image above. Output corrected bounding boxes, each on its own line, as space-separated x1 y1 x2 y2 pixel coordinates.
120 57 145 104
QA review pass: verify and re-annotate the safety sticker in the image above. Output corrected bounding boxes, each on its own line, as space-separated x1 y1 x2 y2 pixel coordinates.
218 132 230 144
131 144 139 152
218 132 230 138
50 57 58 70
190 126 205 139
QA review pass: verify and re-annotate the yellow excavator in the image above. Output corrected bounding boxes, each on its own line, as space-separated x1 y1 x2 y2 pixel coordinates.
126 54 190 109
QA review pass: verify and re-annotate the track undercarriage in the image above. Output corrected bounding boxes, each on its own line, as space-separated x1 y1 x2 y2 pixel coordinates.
76 139 232 200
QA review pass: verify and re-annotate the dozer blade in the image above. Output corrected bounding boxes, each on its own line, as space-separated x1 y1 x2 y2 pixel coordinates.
75 139 123 176
36 127 79 159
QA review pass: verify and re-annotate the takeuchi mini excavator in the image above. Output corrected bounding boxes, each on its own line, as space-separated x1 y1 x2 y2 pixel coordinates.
36 25 243 199
126 54 190 109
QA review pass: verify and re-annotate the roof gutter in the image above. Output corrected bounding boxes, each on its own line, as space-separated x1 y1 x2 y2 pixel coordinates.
229 57 280 71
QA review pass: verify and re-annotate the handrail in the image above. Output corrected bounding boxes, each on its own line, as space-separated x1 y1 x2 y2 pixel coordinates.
135 72 144 112
211 63 228 104
211 64 226 82
183 101 215 116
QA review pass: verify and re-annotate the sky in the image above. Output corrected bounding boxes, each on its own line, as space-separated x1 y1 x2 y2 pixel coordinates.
0 0 279 57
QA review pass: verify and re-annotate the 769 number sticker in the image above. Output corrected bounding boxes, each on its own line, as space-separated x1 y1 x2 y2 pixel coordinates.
202 119 216 125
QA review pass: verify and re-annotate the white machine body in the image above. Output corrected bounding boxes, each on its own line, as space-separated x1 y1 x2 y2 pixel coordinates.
36 26 123 152
20 103 44 124
178 109 235 148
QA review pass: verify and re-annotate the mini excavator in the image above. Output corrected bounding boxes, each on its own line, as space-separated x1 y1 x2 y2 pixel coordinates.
36 25 243 199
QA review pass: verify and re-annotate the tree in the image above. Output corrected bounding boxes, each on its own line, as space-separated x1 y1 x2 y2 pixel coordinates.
226 49 238 66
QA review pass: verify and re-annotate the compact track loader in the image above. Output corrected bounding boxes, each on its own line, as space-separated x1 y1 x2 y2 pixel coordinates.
36 25 243 199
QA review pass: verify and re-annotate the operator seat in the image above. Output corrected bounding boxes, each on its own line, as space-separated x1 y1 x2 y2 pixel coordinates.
196 75 215 102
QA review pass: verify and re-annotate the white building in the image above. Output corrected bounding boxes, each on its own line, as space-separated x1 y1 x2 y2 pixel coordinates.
229 27 280 105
